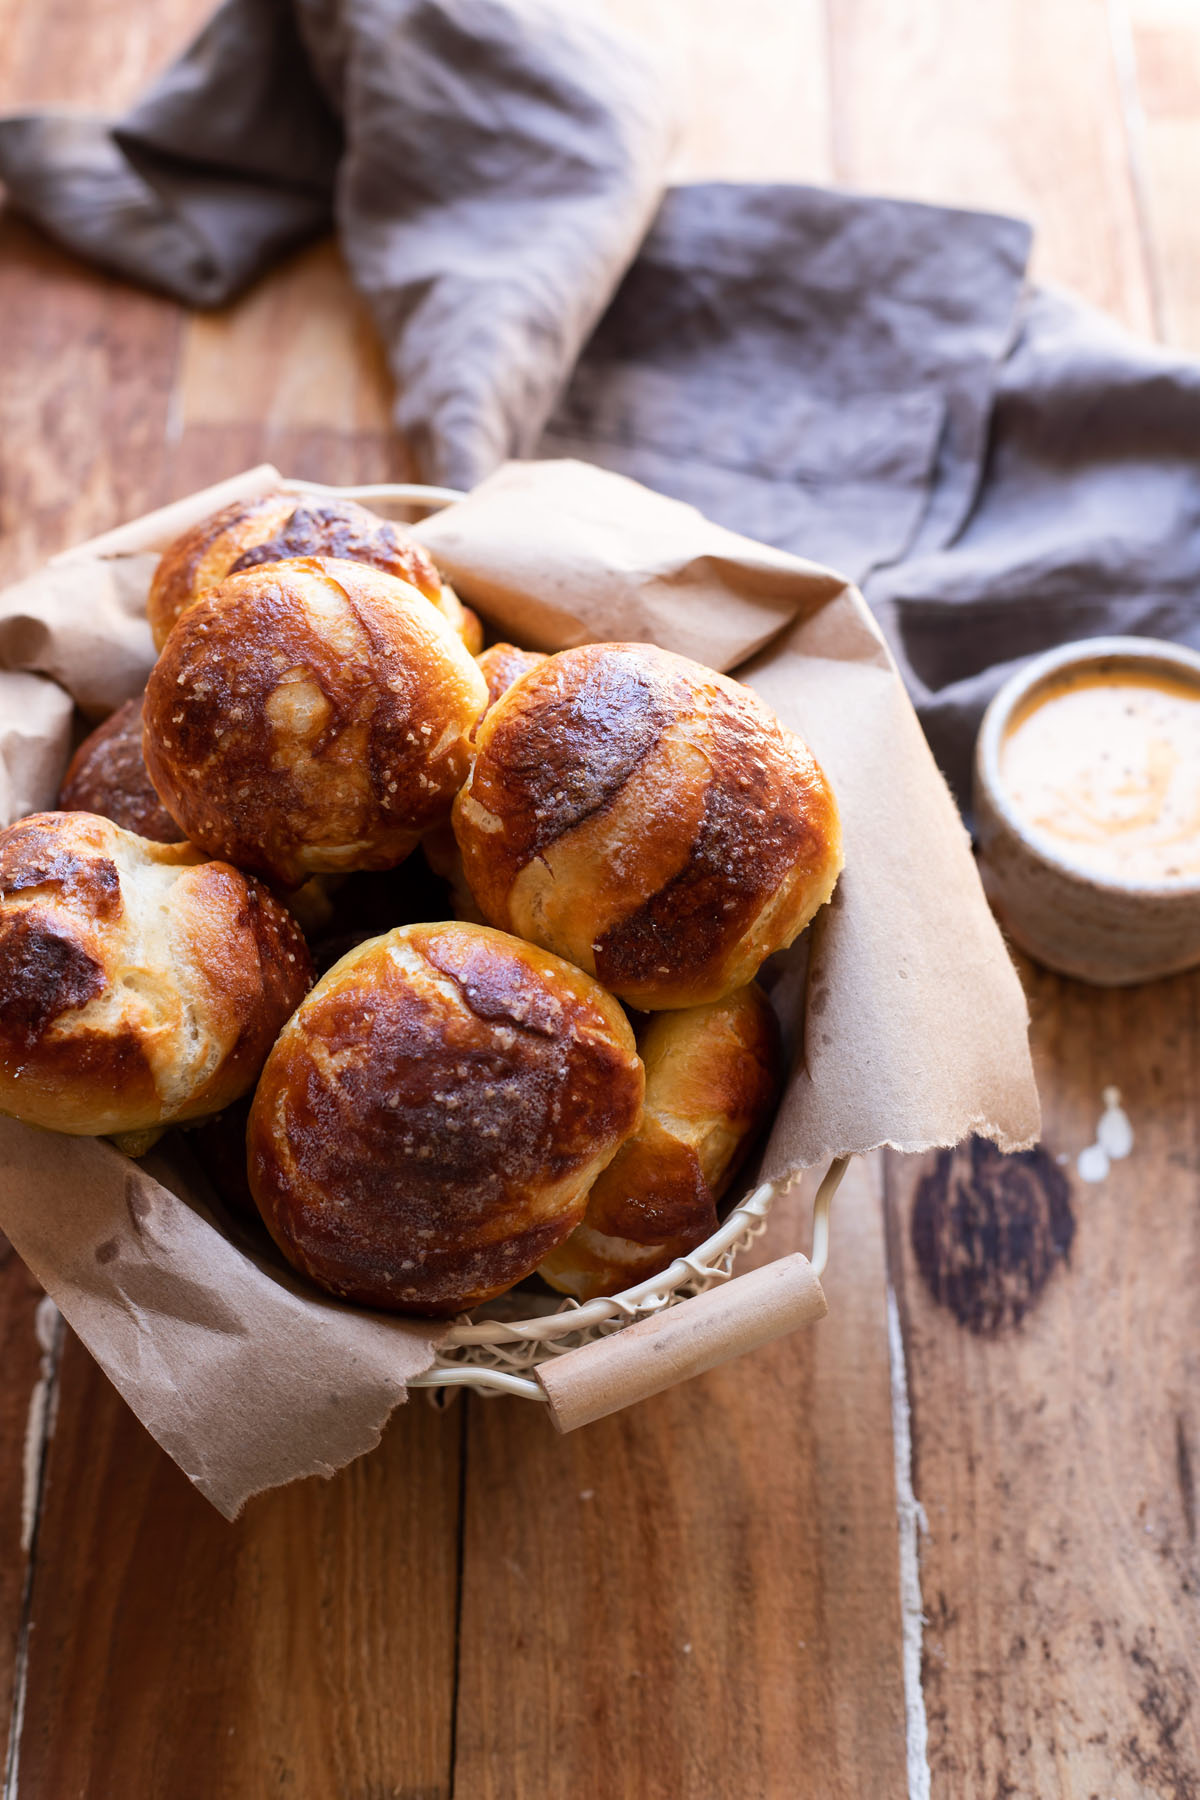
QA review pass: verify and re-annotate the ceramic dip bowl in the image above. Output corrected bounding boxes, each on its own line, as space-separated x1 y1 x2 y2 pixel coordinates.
973 635 1200 985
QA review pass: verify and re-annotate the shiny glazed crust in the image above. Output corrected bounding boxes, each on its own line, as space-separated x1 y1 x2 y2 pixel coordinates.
58 695 183 843
146 490 479 652
453 642 843 1008
143 557 489 888
418 643 550 919
0 812 312 1136
539 983 781 1299
247 921 645 1316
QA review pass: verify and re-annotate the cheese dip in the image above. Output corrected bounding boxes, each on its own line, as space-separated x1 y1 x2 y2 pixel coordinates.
1000 666 1200 885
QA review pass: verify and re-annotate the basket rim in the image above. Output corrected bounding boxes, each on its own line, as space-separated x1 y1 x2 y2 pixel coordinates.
281 477 843 1354
442 1177 782 1346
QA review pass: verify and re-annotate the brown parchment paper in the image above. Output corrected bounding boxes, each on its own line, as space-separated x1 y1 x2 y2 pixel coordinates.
0 458 1039 1516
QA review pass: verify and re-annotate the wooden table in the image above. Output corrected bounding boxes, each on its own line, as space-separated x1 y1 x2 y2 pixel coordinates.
1 2 1198 1794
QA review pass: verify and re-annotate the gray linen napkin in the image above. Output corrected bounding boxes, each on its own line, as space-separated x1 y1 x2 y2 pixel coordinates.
870 287 1200 799
0 0 671 489
2 0 1198 800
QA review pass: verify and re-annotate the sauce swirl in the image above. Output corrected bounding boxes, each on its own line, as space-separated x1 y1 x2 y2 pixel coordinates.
1000 667 1200 884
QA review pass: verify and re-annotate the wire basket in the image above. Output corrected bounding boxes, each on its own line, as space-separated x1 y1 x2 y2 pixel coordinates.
271 478 849 1402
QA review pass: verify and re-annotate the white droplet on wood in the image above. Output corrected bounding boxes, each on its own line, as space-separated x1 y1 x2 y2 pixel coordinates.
1077 1142 1110 1184
1097 1091 1133 1161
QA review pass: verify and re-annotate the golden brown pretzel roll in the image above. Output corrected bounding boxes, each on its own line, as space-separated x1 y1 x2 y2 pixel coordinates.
417 641 550 919
437 584 484 657
0 812 312 1137
539 983 781 1299
58 695 183 843
453 642 843 1009
247 921 645 1316
475 641 547 710
143 557 488 889
147 490 480 652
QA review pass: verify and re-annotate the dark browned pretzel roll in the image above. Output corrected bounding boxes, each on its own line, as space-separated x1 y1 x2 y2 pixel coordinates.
453 642 843 1009
58 694 183 843
0 812 312 1137
539 982 781 1300
143 557 489 889
147 489 482 654
247 921 645 1316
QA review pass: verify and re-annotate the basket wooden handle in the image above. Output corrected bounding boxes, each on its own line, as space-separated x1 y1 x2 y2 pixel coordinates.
534 1253 827 1432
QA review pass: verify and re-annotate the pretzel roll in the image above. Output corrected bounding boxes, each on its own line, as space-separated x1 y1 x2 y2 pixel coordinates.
147 490 480 652
475 641 547 711
454 642 843 1009
143 557 488 888
417 641 550 919
58 695 183 843
539 983 781 1299
247 921 645 1316
437 583 484 657
420 821 486 924
0 812 312 1137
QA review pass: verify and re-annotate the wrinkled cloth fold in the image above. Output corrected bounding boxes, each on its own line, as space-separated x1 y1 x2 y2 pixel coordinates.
0 0 671 487
2 0 1198 797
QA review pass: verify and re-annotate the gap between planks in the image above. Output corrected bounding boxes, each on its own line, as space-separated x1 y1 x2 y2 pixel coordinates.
4 1297 64 1800
888 1283 931 1800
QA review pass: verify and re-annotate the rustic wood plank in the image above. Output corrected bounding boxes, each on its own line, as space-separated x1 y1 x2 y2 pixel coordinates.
886 963 1200 1798
826 0 1157 333
0 0 212 583
597 0 834 182
0 0 210 110
1123 0 1200 351
453 1158 908 1799
829 8 1199 1793
173 240 401 462
14 1331 462 1800
0 1251 54 1781
0 218 187 587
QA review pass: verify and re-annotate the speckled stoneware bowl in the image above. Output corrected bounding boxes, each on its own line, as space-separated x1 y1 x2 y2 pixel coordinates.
973 636 1200 986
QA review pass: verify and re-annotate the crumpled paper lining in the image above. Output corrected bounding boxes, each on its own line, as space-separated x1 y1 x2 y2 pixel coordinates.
0 459 1040 1516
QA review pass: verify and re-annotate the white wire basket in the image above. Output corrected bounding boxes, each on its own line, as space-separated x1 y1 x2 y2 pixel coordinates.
278 479 848 1405
58 472 846 1409
410 1161 847 1402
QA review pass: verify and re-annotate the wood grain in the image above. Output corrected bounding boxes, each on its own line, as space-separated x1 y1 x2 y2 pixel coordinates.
1124 0 1200 350
826 0 1157 333
0 0 210 110
830 7 1200 1788
13 1332 462 1800
174 240 398 447
454 1159 908 1799
0 0 212 585
886 963 1200 1798
0 219 185 588
599 0 834 183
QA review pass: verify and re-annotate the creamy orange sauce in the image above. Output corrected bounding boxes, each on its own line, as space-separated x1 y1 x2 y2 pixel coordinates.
1000 666 1200 883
